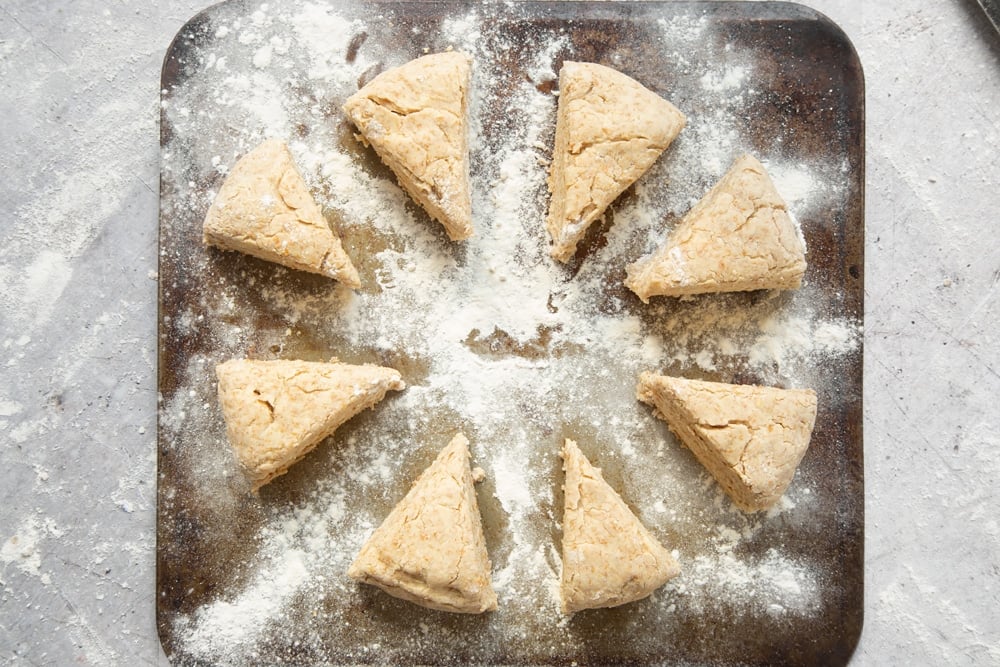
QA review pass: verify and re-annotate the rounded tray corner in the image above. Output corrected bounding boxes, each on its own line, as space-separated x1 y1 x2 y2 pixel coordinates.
160 0 242 93
775 1 865 85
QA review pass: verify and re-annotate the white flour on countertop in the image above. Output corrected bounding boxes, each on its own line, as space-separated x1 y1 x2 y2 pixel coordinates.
159 1 861 663
1 520 43 581
1 516 63 585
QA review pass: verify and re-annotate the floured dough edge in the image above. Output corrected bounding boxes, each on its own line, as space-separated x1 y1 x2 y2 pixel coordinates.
347 432 498 614
637 372 817 512
342 52 473 241
215 358 405 490
625 153 805 301
203 139 361 287
546 61 686 263
559 438 680 613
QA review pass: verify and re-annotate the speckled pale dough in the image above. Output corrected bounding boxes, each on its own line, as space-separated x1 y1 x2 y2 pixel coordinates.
348 433 498 614
637 373 818 512
215 359 404 489
625 154 806 301
559 439 680 613
546 61 686 263
343 52 473 241
202 139 361 287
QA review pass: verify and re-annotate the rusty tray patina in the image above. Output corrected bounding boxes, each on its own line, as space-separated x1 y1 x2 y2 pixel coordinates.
158 2 864 665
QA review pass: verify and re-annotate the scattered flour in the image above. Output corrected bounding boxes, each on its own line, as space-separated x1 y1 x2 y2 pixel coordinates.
680 548 821 617
177 549 309 663
1 519 43 580
1 516 62 585
700 64 748 92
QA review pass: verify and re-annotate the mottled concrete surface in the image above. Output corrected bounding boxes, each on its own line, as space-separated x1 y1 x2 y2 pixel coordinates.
0 1 998 665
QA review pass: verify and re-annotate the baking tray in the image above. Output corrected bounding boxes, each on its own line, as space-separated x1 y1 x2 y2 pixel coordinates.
157 1 864 665
977 0 1000 35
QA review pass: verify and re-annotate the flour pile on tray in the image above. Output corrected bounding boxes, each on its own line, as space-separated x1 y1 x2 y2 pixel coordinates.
159 2 860 664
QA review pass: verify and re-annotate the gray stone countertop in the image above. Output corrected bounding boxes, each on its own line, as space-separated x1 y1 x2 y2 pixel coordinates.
1 1 998 665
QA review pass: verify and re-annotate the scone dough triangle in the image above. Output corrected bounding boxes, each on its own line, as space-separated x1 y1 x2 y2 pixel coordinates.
343 52 473 241
625 154 806 302
215 359 404 489
348 433 498 614
560 439 680 613
637 373 817 512
547 61 686 263
203 139 361 287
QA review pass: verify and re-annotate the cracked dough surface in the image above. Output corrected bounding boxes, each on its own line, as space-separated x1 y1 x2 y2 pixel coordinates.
343 51 473 241
215 359 404 489
547 61 685 263
637 373 817 512
560 439 680 613
625 153 806 301
202 139 361 287
348 432 497 614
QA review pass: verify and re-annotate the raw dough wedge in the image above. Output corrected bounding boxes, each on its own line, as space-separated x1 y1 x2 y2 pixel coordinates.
215 359 404 489
547 61 686 263
637 373 817 512
560 439 680 613
203 139 361 287
625 154 806 302
348 433 498 614
343 52 473 241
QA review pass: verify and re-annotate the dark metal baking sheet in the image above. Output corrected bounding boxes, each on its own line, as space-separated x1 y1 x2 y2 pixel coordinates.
157 1 864 665
977 0 1000 35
